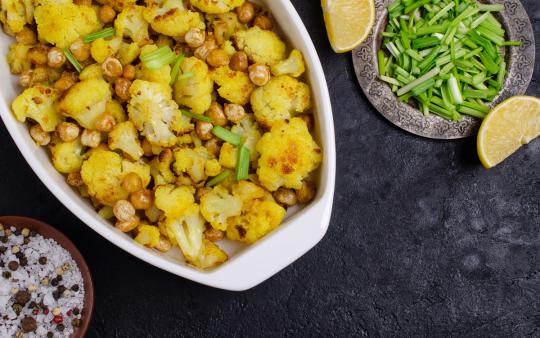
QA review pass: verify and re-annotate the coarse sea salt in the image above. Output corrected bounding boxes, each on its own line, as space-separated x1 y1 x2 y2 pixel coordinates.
0 225 85 338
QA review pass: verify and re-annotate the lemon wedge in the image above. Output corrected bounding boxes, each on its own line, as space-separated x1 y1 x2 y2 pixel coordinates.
477 96 540 168
322 0 375 53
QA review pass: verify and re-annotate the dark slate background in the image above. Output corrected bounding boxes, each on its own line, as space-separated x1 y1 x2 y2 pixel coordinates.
1 0 539 336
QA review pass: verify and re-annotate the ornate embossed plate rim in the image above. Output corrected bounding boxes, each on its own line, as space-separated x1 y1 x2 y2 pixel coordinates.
353 0 535 139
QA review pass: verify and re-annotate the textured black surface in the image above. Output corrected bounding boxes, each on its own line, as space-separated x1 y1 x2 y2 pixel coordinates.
0 0 539 337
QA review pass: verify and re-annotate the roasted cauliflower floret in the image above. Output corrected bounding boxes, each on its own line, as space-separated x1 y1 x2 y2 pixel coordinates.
90 37 123 64
231 180 265 204
134 224 160 248
0 0 28 34
150 149 176 185
58 79 112 130
12 85 60 132
209 12 242 45
227 199 286 244
135 44 171 86
271 49 306 78
34 3 102 48
256 118 322 191
211 66 254 105
234 26 286 66
218 142 237 169
108 121 144 160
96 0 136 11
250 75 311 128
173 57 213 114
106 100 128 123
122 159 151 187
231 115 261 162
189 239 227 269
164 204 204 261
189 0 244 14
7 42 31 74
200 186 242 231
79 64 104 81
115 5 150 46
143 0 204 39
128 79 184 147
50 139 84 174
154 184 195 219
173 146 221 183
118 41 140 65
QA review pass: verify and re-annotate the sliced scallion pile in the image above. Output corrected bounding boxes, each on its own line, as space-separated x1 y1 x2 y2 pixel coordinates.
379 0 522 121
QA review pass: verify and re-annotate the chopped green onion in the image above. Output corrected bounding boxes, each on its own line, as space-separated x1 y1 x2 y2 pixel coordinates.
502 40 522 47
212 126 241 146
182 110 212 123
477 4 503 12
63 48 82 73
169 54 185 85
83 27 115 44
377 50 386 76
236 146 250 181
177 72 194 81
397 66 440 96
140 46 177 70
206 170 232 187
448 75 463 105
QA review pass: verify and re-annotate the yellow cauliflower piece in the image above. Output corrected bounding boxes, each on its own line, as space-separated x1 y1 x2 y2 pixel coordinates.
271 49 306 78
256 118 322 191
114 5 150 46
0 0 27 34
128 79 184 147
234 26 286 66
6 42 31 74
79 64 103 81
200 186 242 231
122 160 151 187
231 115 261 162
154 184 195 219
134 225 160 248
189 239 227 269
164 204 204 261
231 180 265 204
250 75 311 129
96 0 136 11
50 139 84 174
118 41 140 65
143 0 204 39
173 146 221 183
135 45 171 86
211 66 254 105
106 100 127 123
81 150 129 206
189 0 244 14
34 3 102 48
173 57 213 114
209 12 242 45
227 199 286 244
58 79 112 130
98 206 115 219
150 150 176 186
108 121 144 160
90 36 123 64
12 85 60 132
218 142 237 169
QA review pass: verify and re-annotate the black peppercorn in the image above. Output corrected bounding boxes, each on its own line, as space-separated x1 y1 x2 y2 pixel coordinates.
52 291 60 300
57 324 65 332
46 332 54 338
38 257 47 265
57 285 66 294
2 271 11 279
30 230 37 237
72 308 80 316
71 284 79 292
23 238 30 245
51 278 59 287
0 236 7 243
0 246 6 254
7 261 18 271
19 257 28 267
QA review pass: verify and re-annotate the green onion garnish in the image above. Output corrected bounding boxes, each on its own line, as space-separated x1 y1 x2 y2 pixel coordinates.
140 46 177 70
177 72 194 81
212 126 241 146
169 54 185 85
236 146 250 181
182 110 212 123
83 27 115 44
63 48 82 73
206 170 232 187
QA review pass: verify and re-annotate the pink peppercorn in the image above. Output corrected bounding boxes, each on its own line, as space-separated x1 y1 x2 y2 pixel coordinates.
43 308 49 315
32 309 39 315
53 315 63 324
67 309 73 316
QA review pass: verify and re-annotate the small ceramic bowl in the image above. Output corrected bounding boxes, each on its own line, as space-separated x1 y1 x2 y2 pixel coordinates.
0 216 94 338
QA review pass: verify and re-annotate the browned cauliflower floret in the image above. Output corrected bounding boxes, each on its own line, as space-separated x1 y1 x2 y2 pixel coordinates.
227 199 286 244
90 36 123 64
173 57 213 114
96 0 136 11
6 42 31 74
114 5 150 46
250 75 311 128
218 142 237 169
79 64 103 81
150 150 176 185
122 159 151 187
0 0 28 34
200 185 242 231
208 12 242 45
231 180 266 204
154 184 195 219
128 79 185 147
118 41 140 65
135 44 171 86
108 121 144 160
134 224 160 248
234 26 286 66
189 0 244 14
163 204 204 262
143 0 204 39
189 239 227 269
12 85 60 132
173 146 221 183
106 100 128 123
271 49 306 78
256 117 322 191
34 3 102 48
211 66 254 105
50 139 84 174
58 79 112 130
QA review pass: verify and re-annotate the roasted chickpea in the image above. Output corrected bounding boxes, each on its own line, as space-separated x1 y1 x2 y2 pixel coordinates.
195 121 214 141
130 189 153 210
184 28 206 48
206 49 229 68
115 216 140 233
113 199 136 221
115 77 131 101
204 227 224 242
248 63 270 86
81 129 101 148
273 187 298 206
224 103 245 123
57 122 80 142
19 70 33 88
296 180 316 204
122 64 136 80
28 45 48 65
29 125 50 146
155 236 172 252
122 172 142 193
141 139 154 157
54 76 76 93
69 40 90 62
254 15 273 30
102 57 123 78
94 113 116 132
66 172 84 187
15 27 36 45
206 102 227 126
194 37 217 61
204 138 221 157
229 51 248 71
99 5 116 23
47 47 66 68
236 2 255 23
